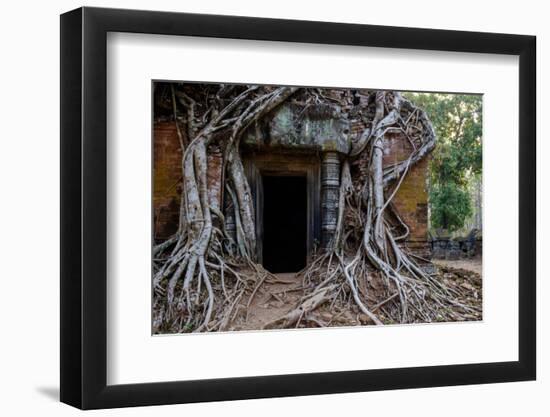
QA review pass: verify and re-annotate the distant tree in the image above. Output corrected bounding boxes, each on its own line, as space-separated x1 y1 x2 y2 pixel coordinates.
429 182 472 232
406 93 482 232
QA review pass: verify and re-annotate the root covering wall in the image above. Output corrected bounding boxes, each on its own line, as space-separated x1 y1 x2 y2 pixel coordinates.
153 119 430 256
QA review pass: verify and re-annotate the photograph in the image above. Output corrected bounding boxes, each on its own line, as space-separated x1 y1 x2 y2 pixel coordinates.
152 82 483 334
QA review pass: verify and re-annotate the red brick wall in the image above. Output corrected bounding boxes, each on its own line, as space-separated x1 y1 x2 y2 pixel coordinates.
383 132 430 256
153 121 182 240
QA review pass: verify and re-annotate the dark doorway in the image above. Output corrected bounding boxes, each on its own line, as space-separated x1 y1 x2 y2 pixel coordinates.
262 175 307 273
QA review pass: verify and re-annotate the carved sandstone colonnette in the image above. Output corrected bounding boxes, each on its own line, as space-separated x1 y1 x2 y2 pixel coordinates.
321 152 340 249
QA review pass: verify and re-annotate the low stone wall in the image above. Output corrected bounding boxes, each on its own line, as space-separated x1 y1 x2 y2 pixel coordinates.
431 237 482 260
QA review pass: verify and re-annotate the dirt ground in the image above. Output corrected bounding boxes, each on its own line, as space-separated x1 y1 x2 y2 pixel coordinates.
229 258 483 331
230 272 373 331
432 257 482 275
230 273 304 331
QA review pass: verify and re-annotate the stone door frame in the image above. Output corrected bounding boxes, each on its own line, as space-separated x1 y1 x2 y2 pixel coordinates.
242 151 321 266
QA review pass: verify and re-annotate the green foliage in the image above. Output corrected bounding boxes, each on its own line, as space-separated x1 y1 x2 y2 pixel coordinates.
429 183 472 232
405 92 482 232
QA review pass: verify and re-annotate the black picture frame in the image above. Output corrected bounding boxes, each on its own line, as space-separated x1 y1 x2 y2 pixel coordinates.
60 6 536 410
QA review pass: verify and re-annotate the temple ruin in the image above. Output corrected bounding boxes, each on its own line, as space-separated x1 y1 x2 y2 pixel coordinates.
154 87 430 274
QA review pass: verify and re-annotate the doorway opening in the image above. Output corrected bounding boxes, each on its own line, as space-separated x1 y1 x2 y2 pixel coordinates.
262 175 307 273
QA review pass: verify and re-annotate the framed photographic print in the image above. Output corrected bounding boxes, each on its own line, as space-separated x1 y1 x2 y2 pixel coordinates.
60 6 536 409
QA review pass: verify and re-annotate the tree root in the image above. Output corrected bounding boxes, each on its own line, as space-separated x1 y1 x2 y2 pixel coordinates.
263 284 338 329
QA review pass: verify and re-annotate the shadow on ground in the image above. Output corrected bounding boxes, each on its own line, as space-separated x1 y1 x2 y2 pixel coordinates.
36 386 59 401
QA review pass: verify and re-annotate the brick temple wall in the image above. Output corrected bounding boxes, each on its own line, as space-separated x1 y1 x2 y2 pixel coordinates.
345 89 431 256
153 121 183 240
383 132 430 258
153 121 224 241
153 119 431 257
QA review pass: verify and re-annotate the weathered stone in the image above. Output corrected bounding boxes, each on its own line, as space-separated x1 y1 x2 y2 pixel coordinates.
242 103 351 154
321 152 340 249
432 238 448 259
446 240 462 260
